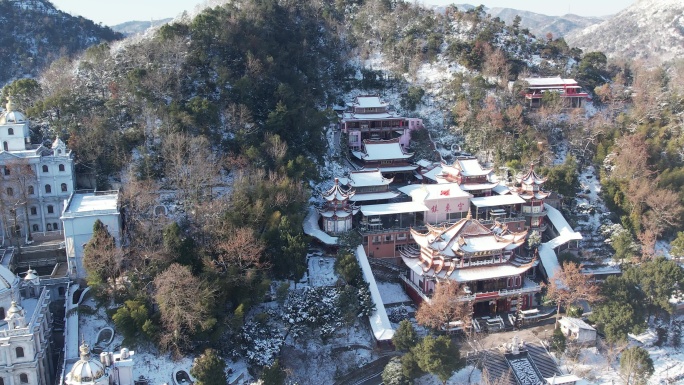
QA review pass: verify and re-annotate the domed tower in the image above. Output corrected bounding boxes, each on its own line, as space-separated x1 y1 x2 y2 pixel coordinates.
65 342 109 385
0 264 21 319
52 136 68 156
0 96 31 151
4 300 27 330
319 178 359 234
23 267 40 298
515 164 549 232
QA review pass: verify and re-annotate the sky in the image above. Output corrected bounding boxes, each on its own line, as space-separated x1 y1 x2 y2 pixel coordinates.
49 0 636 26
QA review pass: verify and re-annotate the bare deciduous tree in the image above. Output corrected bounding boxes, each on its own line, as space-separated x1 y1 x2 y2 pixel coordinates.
546 261 602 327
416 281 472 332
213 227 267 274
154 263 216 353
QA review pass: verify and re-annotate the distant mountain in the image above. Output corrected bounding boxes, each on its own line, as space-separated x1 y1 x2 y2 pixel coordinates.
0 0 122 86
447 4 605 38
111 19 173 36
566 0 684 62
486 8 605 39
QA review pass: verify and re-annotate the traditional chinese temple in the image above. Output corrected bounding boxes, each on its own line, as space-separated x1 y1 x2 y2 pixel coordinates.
351 138 418 182
318 178 358 234
400 213 540 315
337 169 399 205
511 164 550 232
340 95 422 151
522 77 590 108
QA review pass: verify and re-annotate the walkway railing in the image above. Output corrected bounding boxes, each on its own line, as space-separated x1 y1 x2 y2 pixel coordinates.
399 274 431 304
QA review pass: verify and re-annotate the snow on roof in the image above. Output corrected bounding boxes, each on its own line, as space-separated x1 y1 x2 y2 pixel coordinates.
538 244 561 281
354 96 387 108
398 183 471 202
524 77 578 87
62 191 119 218
422 165 449 183
360 202 428 216
456 158 490 176
356 246 394 341
470 195 526 208
544 374 583 384
352 140 413 161
461 236 511 253
544 204 583 248
349 191 400 202
303 207 338 245
460 182 498 191
344 169 392 187
538 204 583 280
492 184 510 195
403 255 536 283
343 112 395 120
376 165 418 172
416 159 434 168
559 317 596 331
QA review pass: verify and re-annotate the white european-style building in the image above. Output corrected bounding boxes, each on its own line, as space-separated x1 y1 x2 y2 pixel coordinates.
0 99 75 241
0 266 55 385
60 191 121 278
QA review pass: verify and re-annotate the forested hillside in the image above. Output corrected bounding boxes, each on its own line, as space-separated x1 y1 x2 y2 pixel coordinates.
8 0 684 380
0 0 122 85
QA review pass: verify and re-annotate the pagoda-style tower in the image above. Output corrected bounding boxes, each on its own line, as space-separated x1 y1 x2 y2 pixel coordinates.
319 178 359 234
514 164 549 232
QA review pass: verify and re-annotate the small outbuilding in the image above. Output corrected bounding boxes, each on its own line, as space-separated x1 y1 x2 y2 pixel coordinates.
558 317 596 344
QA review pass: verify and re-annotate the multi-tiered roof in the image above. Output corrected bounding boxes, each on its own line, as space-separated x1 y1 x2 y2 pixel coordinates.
403 214 533 282
319 178 359 219
514 164 550 200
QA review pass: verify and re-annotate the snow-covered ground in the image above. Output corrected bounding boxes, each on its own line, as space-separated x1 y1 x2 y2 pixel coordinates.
306 255 337 287
574 164 616 262
558 324 684 385
76 297 243 385
377 281 411 305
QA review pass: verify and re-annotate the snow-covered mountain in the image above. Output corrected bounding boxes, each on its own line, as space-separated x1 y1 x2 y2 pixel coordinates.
486 8 604 39
111 19 173 36
447 4 605 38
566 0 684 62
0 0 122 86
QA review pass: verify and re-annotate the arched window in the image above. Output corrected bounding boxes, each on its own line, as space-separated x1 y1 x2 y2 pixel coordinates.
19 374 28 383
58 287 65 296
53 223 59 230
0 307 4 319
42 165 48 173
15 347 24 358
46 223 52 231
30 207 36 215
0 376 4 385
57 149 62 155
5 188 12 196
3 167 8 176
45 184 51 194
32 224 38 232
7 128 13 135
47 205 54 214
28 186 34 195
2 142 7 151
59 164 65 171
61 183 67 192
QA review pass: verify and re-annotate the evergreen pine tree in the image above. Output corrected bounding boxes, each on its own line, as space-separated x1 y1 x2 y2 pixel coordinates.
392 320 419 351
190 349 226 385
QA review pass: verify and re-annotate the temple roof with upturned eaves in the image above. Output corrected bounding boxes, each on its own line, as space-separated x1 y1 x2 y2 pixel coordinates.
338 168 393 188
410 214 528 258
322 178 355 202
351 138 413 162
516 164 547 186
